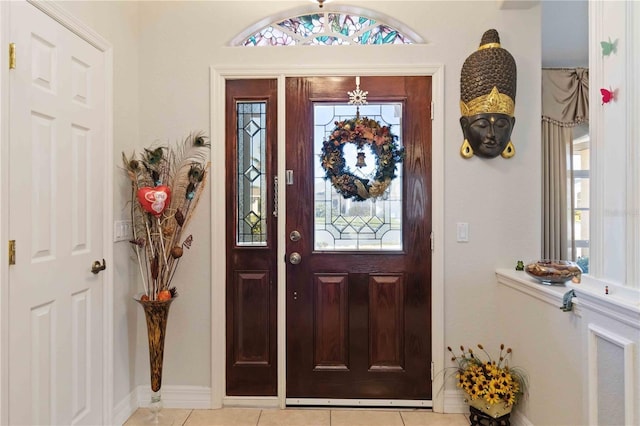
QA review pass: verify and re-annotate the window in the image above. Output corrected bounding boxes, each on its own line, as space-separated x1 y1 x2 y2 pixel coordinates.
236 102 268 246
570 124 589 273
235 9 420 47
313 103 403 251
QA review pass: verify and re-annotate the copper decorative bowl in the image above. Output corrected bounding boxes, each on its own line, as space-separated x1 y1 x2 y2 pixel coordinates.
525 260 582 285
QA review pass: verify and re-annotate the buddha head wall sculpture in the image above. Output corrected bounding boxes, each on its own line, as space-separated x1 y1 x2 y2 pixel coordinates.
459 29 517 159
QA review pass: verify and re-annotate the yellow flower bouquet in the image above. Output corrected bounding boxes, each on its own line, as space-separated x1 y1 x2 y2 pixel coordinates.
448 344 528 417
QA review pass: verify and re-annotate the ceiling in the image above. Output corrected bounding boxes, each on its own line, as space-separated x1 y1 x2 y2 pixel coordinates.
541 0 588 68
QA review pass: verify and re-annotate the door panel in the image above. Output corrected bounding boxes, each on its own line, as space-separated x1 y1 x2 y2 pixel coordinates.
8 2 106 424
225 79 278 396
314 274 349 369
369 274 404 370
286 76 432 400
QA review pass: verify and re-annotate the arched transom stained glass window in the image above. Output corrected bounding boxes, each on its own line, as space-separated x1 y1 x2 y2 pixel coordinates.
241 11 415 46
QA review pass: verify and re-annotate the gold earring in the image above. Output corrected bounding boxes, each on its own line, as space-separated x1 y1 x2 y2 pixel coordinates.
501 141 515 158
460 139 474 158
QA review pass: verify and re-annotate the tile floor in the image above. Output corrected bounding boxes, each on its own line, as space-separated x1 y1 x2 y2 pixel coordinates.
124 407 470 426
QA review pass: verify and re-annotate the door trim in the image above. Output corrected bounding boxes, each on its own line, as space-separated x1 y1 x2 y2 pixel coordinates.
210 66 445 412
0 1 114 424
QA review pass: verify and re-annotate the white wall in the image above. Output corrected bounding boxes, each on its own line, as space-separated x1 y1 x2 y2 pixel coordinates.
134 0 541 401
32 1 640 424
497 2 640 425
55 0 545 420
497 276 586 425
497 269 640 426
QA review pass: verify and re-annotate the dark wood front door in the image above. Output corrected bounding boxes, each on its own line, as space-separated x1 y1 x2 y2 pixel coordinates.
285 76 433 400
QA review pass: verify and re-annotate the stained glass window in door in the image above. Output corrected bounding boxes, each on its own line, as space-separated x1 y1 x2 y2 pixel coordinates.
314 104 403 251
237 102 267 246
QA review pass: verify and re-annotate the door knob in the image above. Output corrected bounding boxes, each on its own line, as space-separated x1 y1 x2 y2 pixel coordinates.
91 258 106 274
289 230 301 242
289 252 302 265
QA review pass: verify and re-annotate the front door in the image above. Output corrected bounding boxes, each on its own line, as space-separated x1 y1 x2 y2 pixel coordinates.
8 2 107 424
286 76 432 400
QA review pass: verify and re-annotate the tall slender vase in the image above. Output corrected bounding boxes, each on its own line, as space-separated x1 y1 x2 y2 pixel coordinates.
136 296 176 424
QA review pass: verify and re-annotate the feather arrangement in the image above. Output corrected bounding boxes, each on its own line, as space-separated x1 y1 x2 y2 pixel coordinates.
122 131 210 300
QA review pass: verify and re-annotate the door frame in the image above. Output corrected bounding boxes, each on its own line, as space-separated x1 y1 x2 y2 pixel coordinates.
210 66 445 411
0 1 114 424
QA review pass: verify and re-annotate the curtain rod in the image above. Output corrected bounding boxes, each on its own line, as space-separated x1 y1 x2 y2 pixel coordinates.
542 67 588 70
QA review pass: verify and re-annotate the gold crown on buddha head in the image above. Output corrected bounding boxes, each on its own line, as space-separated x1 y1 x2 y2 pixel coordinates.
460 86 515 117
460 29 517 117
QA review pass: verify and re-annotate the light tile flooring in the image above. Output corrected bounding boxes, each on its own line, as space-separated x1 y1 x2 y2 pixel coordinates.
124 407 470 426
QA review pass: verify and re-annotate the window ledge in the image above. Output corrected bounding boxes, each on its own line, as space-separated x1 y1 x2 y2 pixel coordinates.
496 269 640 329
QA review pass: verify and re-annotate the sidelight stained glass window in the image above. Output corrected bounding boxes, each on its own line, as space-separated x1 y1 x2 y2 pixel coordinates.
314 104 403 251
240 12 414 46
237 102 267 246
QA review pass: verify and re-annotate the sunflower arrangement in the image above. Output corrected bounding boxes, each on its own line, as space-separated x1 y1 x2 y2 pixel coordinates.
448 344 528 409
122 131 210 301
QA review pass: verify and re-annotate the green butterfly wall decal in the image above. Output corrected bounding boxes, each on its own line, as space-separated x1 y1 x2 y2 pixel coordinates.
601 37 618 57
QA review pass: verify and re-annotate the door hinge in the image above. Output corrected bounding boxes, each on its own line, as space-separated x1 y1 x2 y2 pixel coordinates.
8 240 15 265
430 231 434 251
430 361 434 381
9 43 16 70
430 101 434 120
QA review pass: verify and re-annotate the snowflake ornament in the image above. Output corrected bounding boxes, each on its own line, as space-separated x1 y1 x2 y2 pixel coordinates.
347 77 368 106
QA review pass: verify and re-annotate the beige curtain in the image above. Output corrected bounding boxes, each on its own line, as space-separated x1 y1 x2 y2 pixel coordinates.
541 68 588 260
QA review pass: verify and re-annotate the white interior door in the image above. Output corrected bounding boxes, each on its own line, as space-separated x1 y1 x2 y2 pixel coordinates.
8 2 106 424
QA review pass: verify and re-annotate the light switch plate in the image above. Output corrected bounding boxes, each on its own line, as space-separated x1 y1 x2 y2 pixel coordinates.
114 220 132 242
457 222 469 242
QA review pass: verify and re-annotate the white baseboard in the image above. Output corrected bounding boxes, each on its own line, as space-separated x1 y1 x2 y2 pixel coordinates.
113 389 138 426
511 409 534 426
443 390 468 414
114 386 530 425
112 386 211 424
136 385 213 409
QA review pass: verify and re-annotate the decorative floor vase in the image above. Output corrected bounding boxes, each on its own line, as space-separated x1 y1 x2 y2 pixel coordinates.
136 296 177 424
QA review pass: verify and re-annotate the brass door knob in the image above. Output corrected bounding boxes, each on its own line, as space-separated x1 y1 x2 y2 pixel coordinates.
91 259 106 274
